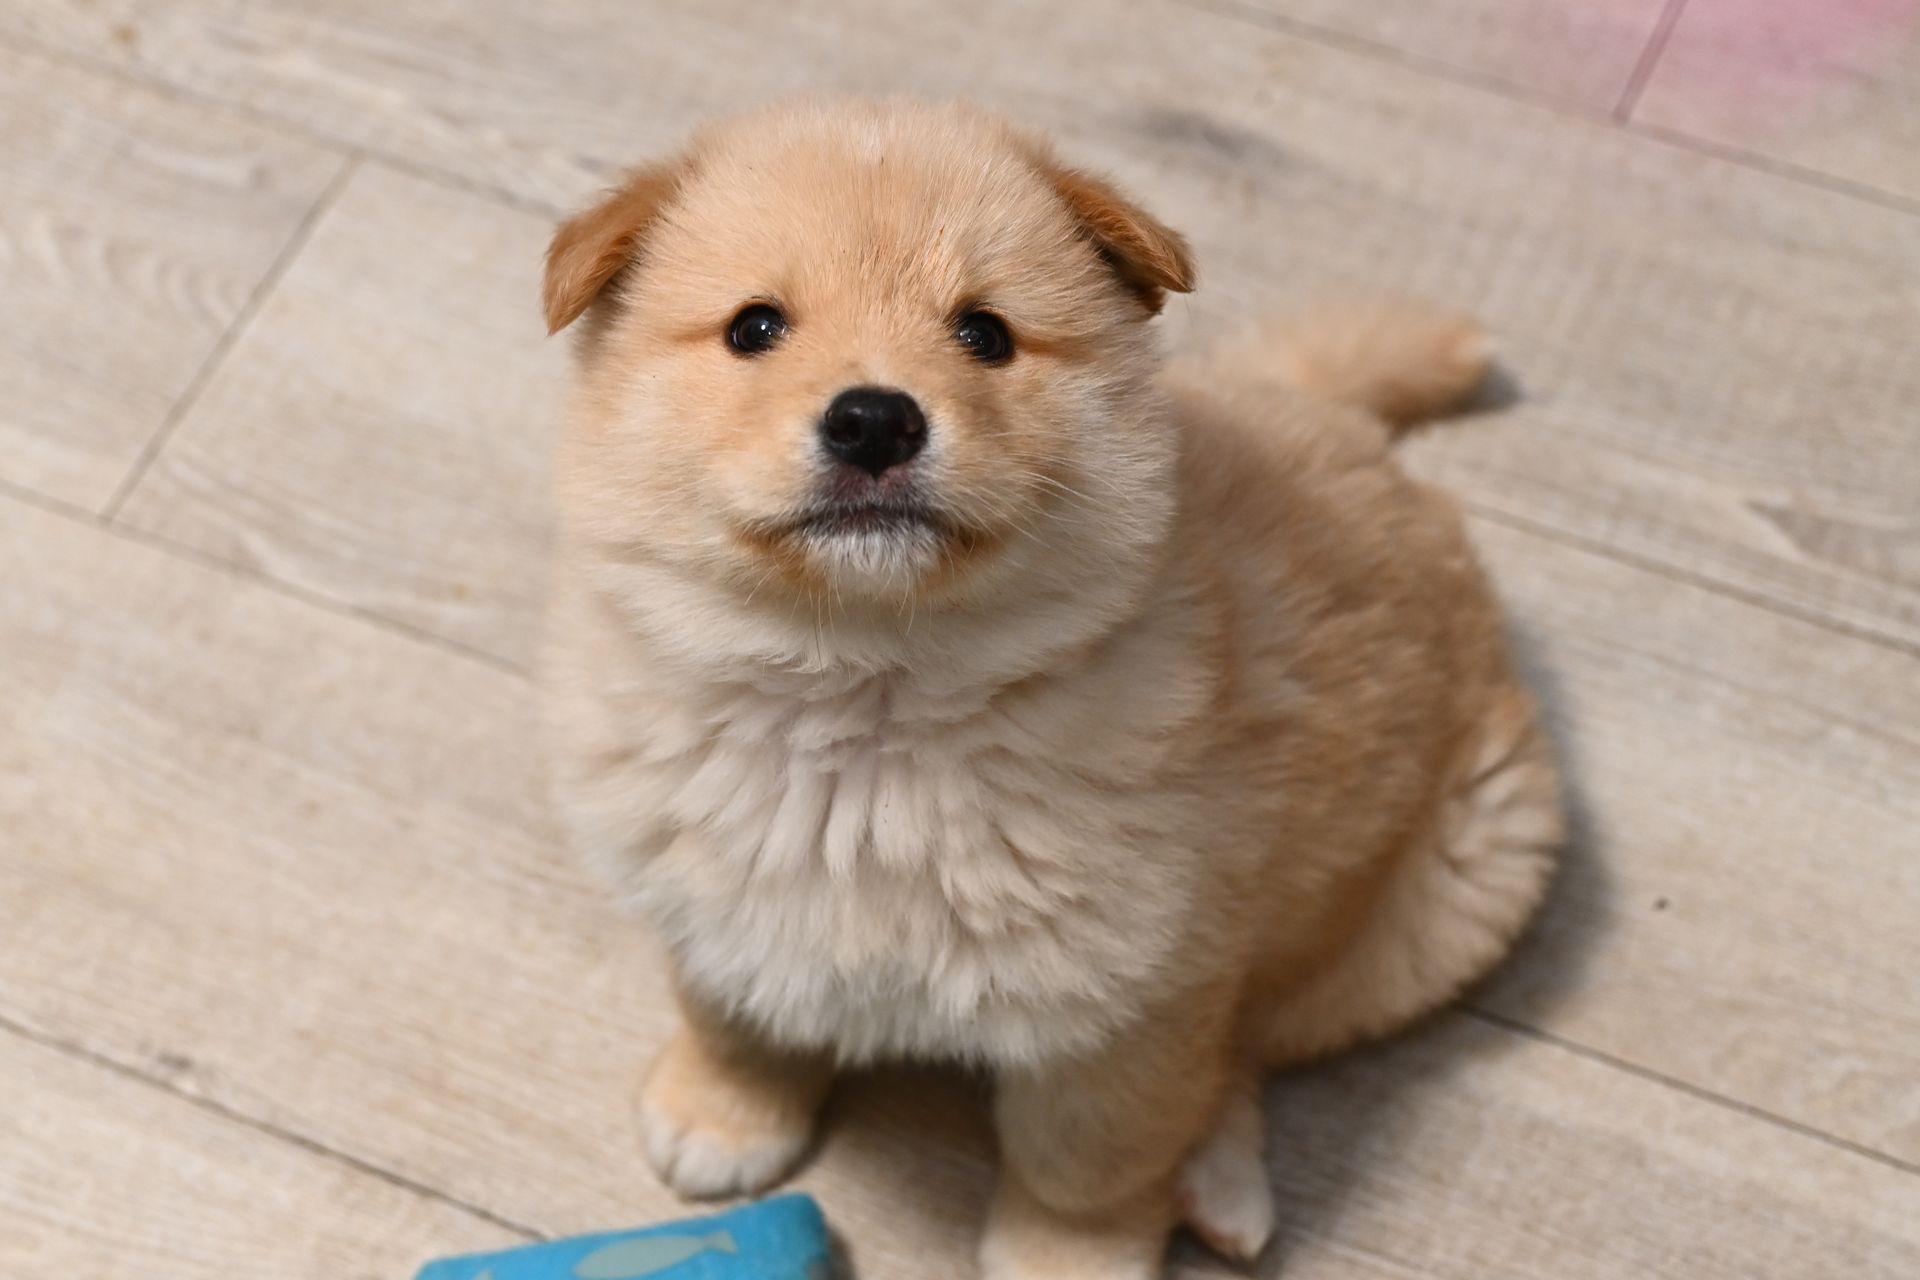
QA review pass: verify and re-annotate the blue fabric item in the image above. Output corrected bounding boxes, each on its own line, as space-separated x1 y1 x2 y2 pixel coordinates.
416 1195 833 1280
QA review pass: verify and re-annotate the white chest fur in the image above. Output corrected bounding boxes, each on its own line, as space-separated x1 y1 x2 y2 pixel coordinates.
547 586 1217 1067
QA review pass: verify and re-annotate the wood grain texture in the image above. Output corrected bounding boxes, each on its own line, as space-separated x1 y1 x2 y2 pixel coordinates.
1213 0 1673 109
1249 1015 1920 1279
4 487 1918 1275
1635 0 1920 204
117 163 565 667
0 41 340 508
56 0 1920 655
1468 517 1920 1164
0 1030 522 1277
7 0 1920 1267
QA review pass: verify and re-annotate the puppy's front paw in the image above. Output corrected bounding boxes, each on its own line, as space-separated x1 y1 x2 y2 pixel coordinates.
639 1029 825 1200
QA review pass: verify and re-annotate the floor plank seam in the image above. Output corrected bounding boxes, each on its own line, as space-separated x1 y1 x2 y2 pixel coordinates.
1460 502 1920 662
101 152 365 522
0 1009 546 1242
0 473 101 528
1624 117 1920 220
0 479 527 678
1465 1007 1920 1179
1613 0 1691 123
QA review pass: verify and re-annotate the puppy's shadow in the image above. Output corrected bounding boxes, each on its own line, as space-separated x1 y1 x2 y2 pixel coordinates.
1477 627 1611 1024
1462 362 1525 417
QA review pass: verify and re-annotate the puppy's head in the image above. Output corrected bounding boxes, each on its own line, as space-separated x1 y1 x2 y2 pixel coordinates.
546 99 1193 612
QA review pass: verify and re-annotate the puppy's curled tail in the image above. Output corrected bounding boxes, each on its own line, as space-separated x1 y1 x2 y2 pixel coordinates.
1239 298 1493 433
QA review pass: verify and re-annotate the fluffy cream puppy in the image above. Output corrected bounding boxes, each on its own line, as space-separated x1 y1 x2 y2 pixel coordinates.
539 98 1562 1279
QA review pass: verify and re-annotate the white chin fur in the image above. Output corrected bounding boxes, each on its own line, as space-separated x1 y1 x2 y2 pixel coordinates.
803 524 943 594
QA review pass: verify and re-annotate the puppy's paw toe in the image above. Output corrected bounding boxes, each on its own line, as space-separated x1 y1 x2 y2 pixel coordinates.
638 1031 822 1200
1179 1093 1275 1261
640 1100 810 1199
1180 1162 1275 1261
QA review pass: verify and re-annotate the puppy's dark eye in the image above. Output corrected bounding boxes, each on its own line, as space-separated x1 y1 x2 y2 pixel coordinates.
727 304 788 356
954 310 1013 365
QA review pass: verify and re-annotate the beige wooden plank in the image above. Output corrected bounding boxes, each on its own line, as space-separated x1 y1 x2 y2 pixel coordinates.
1222 0 1672 110
48 0 1920 655
0 42 340 510
117 162 564 667
1248 1015 1919 1279
4 486 1920 1266
1466 516 1920 1164
0 1029 521 1278
1635 0 1920 205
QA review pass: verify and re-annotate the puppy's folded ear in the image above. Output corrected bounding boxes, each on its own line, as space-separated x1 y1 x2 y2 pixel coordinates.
543 162 685 335
1037 159 1196 314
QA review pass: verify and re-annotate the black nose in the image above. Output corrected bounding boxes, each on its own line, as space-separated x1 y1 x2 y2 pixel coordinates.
820 387 926 476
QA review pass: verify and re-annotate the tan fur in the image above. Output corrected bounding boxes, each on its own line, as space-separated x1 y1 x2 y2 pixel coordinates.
1210 296 1495 429
538 98 1562 1278
543 162 686 335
